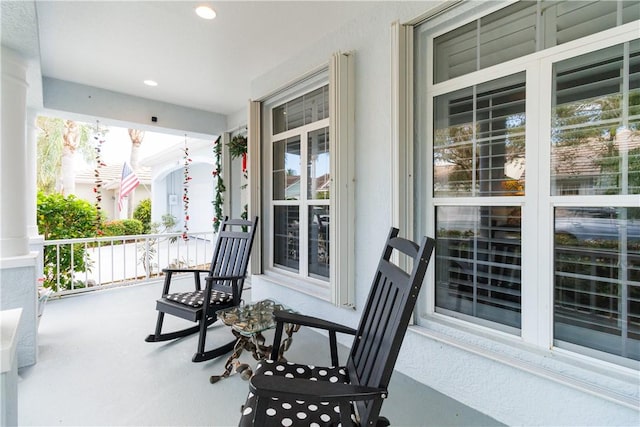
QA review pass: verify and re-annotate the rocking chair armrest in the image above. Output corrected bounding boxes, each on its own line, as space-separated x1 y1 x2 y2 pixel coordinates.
250 375 387 402
203 274 245 283
273 310 357 335
161 267 209 274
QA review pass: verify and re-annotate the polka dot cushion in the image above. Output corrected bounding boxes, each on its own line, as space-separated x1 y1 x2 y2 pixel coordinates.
238 360 356 427
164 290 232 308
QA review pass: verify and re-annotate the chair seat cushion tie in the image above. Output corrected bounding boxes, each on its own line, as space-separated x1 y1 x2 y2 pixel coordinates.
165 290 232 308
239 360 356 427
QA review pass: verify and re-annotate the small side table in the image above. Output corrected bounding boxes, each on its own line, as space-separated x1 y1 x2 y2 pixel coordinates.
210 299 298 383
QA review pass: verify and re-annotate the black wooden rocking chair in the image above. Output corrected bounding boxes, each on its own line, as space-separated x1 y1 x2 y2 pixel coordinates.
238 227 435 426
145 217 258 362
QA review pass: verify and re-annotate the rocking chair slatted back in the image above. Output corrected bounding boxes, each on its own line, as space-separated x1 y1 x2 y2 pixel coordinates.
348 228 434 424
209 222 256 297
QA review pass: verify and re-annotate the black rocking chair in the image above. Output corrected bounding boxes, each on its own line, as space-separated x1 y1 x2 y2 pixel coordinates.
238 227 435 426
145 216 258 362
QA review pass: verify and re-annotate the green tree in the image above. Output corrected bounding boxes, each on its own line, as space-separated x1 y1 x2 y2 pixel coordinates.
37 116 94 194
37 192 100 291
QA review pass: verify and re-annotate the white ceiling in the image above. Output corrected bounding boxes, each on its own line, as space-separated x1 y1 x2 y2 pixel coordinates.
30 1 379 116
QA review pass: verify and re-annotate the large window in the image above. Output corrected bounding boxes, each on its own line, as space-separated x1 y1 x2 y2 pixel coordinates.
271 85 331 281
257 53 355 305
416 0 640 366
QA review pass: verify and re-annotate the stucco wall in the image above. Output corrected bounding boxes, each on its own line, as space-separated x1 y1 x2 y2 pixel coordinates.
248 2 639 426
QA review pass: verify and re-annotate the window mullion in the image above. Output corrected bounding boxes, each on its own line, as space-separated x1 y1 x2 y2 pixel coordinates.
300 129 309 279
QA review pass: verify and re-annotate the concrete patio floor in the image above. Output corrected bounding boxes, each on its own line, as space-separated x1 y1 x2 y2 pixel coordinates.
18 277 503 426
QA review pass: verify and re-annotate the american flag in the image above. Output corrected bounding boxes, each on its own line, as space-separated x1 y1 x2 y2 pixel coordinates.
118 162 140 211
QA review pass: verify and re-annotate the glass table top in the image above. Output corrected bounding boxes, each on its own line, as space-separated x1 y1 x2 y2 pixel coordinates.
217 299 294 337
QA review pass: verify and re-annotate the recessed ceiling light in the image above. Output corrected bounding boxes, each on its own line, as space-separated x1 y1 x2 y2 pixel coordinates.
144 80 158 87
195 5 216 20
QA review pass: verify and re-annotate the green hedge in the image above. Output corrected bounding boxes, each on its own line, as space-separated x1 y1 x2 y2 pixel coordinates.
102 219 144 237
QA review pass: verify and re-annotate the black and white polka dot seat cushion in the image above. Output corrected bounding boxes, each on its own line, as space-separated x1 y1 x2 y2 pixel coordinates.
239 360 356 427
164 290 232 308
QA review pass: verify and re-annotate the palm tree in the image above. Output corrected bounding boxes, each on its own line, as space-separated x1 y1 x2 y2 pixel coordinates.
127 128 145 217
37 116 93 194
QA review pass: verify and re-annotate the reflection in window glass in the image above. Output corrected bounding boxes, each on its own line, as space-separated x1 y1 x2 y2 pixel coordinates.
273 136 301 200
554 207 640 361
435 206 522 330
307 127 330 200
551 40 640 195
273 206 300 272
434 73 526 197
433 0 639 84
272 85 329 134
308 206 330 280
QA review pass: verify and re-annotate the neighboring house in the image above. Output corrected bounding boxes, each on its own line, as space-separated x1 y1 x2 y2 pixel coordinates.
141 138 216 234
74 164 152 220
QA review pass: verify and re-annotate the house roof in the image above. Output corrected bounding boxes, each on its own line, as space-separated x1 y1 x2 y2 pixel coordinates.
75 163 152 190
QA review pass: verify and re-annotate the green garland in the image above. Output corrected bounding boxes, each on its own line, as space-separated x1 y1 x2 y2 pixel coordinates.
227 135 247 159
212 136 225 232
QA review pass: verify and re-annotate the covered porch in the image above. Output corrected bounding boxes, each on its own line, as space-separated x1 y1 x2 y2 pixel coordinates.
18 277 501 426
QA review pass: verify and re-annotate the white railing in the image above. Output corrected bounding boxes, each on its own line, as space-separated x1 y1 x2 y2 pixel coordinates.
42 230 217 296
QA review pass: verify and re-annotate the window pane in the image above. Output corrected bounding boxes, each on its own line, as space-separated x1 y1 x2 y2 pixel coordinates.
434 73 526 197
303 86 329 125
272 85 329 134
308 205 330 280
435 206 522 330
554 207 640 361
479 1 536 70
434 20 477 83
551 41 640 195
273 206 299 272
433 1 639 84
307 127 330 200
273 136 301 200
544 1 619 48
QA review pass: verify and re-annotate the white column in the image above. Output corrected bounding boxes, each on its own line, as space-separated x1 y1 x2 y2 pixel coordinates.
26 109 40 238
1 47 38 368
1 47 29 258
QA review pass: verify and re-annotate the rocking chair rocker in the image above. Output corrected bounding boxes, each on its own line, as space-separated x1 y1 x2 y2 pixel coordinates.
145 216 258 362
238 227 435 426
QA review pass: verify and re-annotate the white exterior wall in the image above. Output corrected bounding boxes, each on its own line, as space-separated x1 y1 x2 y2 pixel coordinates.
248 2 639 426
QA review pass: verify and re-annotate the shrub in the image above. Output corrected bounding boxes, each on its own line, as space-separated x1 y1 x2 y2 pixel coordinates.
102 219 144 237
37 192 99 292
122 219 144 235
133 198 152 233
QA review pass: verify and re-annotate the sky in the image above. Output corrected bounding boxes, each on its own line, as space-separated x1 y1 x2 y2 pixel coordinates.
76 124 202 169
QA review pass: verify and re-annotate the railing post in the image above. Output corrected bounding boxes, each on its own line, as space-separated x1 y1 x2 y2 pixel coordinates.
145 237 150 280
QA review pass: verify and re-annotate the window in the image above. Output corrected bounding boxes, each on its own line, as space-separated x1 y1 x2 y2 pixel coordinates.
551 42 640 361
415 0 640 366
271 86 331 281
256 53 355 306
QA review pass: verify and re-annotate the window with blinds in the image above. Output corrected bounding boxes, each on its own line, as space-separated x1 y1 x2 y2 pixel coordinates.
434 0 640 84
434 73 526 197
551 40 640 196
551 40 640 361
554 207 640 361
436 206 522 330
418 0 639 365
